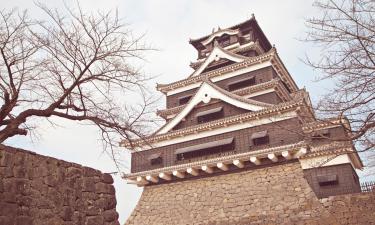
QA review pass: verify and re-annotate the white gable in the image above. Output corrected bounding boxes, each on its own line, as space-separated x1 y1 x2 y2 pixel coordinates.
190 46 247 78
201 29 239 46
156 82 267 134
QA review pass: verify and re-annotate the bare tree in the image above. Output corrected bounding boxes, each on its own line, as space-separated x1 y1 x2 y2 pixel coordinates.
0 4 157 166
305 0 375 152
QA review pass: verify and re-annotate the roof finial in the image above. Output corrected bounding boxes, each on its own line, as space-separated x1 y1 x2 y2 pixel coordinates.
251 13 255 19
212 27 215 33
218 26 221 31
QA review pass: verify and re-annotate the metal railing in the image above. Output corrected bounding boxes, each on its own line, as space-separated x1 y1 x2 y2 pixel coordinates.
361 181 375 193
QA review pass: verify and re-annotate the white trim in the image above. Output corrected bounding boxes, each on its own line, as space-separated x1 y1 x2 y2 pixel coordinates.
166 61 272 96
157 82 266 135
299 154 354 169
223 42 240 50
136 111 297 150
164 88 275 119
201 29 239 46
190 47 246 78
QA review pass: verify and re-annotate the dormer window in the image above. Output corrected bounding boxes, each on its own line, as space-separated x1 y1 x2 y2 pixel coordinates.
148 153 163 165
178 95 192 105
317 174 338 186
312 129 330 140
196 107 224 124
227 76 256 91
175 137 235 161
220 35 231 47
250 130 269 146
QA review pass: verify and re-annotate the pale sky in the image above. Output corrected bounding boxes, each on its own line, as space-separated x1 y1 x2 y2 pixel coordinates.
1 0 372 223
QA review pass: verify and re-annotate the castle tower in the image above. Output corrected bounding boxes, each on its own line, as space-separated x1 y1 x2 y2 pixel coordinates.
123 16 363 225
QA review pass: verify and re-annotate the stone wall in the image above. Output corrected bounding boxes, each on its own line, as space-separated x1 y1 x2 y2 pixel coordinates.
126 162 337 225
0 145 119 225
321 192 375 225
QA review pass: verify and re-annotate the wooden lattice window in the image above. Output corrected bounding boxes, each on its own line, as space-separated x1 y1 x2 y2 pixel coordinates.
227 77 256 91
220 35 231 47
250 130 269 146
178 95 192 105
148 153 163 166
196 107 224 124
175 137 235 161
317 174 338 186
312 129 330 140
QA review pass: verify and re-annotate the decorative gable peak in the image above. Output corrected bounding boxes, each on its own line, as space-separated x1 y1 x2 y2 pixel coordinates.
156 79 271 135
189 45 247 78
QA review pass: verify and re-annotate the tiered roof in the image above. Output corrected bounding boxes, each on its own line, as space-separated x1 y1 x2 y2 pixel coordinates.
123 16 363 187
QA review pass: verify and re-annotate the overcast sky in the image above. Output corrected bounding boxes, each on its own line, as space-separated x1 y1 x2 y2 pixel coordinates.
2 0 373 223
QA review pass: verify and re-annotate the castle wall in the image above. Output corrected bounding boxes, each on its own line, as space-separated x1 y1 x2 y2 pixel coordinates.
321 192 375 225
131 118 304 173
303 163 361 198
126 162 337 225
0 145 119 225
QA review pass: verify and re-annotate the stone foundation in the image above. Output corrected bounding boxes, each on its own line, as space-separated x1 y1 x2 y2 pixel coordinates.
126 162 337 225
321 192 375 225
0 145 119 225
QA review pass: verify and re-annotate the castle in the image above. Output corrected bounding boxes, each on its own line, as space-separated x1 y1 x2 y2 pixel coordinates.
122 16 366 225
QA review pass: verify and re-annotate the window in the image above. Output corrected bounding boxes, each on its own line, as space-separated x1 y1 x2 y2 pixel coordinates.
196 107 224 124
312 129 330 140
175 137 235 161
148 153 163 165
220 35 231 47
178 95 192 105
317 174 338 186
250 130 269 146
227 77 256 91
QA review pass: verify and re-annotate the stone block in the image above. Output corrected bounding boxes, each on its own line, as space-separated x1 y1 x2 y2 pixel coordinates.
0 216 14 225
82 177 96 192
83 167 99 177
0 151 13 167
15 216 33 225
95 183 115 194
85 216 104 225
0 202 17 216
103 210 119 222
101 173 114 184
60 206 73 221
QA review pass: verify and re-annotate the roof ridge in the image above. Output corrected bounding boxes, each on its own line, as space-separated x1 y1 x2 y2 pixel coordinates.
189 16 256 43
157 79 282 119
122 93 306 148
157 48 276 93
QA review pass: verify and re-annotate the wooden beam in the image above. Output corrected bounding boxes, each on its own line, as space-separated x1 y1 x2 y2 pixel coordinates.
233 159 244 168
295 147 308 158
187 167 199 176
172 170 185 178
250 156 261 165
136 176 149 185
217 162 229 171
146 175 159 183
267 153 278 162
159 172 172 181
281 151 293 160
201 165 213 174
126 178 138 185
